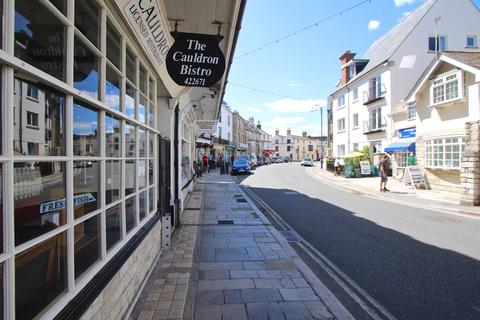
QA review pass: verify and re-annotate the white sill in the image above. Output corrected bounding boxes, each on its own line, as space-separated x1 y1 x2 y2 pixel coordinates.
430 97 464 108
337 130 346 133
352 126 359 130
337 105 345 110
407 117 416 121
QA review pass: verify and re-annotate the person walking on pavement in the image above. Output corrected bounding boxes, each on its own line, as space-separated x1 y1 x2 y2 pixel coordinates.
230 154 235 167
379 155 390 192
202 154 209 173
218 154 225 175
334 157 341 176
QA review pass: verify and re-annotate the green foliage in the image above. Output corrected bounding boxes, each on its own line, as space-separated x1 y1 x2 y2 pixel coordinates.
361 145 370 160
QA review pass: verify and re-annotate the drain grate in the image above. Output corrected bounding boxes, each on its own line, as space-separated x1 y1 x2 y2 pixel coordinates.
218 220 234 225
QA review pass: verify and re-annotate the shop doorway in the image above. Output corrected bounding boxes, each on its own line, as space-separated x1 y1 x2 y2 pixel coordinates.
158 137 172 225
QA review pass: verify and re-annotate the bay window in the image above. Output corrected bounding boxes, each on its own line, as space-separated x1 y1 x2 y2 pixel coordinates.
425 137 465 168
430 71 463 106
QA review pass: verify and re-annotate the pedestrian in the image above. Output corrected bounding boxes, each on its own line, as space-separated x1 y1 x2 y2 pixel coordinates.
202 154 208 173
230 154 235 166
334 157 340 176
379 155 389 192
218 154 225 175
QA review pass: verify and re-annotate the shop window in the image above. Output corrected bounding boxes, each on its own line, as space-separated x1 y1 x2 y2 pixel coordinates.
105 114 121 157
149 132 155 157
126 46 136 84
149 160 154 186
138 129 146 157
149 187 154 212
125 83 135 118
139 95 146 123
15 231 67 320
125 196 136 233
74 214 100 279
139 65 147 94
149 78 155 101
73 102 99 156
106 19 121 70
106 204 121 251
48 0 66 15
125 160 135 196
125 122 135 158
139 190 146 220
395 151 408 168
425 137 464 168
106 66 121 111
14 162 66 245
73 161 99 218
74 37 99 100
15 1 65 81
14 77 65 156
138 160 147 190
0 165 3 252
75 0 99 47
106 160 121 204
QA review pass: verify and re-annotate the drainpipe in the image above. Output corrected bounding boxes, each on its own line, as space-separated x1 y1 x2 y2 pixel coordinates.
173 103 180 228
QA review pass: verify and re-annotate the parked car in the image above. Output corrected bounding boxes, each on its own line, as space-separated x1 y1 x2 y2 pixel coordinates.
283 156 292 163
271 157 278 163
277 157 284 163
263 157 271 165
257 156 264 166
231 158 251 175
301 157 314 166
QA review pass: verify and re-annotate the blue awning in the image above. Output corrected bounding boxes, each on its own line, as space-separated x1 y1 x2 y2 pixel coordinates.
384 142 415 153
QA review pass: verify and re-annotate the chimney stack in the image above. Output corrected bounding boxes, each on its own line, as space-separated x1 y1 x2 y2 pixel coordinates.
302 131 307 137
248 117 254 126
257 121 262 130
339 50 356 85
275 129 279 136
287 128 291 136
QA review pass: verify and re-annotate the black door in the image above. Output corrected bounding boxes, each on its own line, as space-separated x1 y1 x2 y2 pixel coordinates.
158 137 172 224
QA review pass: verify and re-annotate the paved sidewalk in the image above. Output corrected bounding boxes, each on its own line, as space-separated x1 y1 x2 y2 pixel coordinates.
308 164 480 216
130 169 353 320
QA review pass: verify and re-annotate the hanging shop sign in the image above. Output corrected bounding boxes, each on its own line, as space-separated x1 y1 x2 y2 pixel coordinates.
360 160 371 175
399 127 416 138
166 32 226 87
121 0 171 73
195 120 217 134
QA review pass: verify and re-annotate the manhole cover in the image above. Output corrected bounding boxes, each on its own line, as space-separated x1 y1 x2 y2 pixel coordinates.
218 220 234 225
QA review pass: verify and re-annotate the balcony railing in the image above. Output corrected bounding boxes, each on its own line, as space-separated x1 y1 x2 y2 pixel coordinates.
363 84 386 105
362 118 387 134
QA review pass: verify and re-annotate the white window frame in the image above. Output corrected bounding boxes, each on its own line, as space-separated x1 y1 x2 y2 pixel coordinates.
428 35 447 52
352 113 359 129
337 118 345 132
407 102 416 120
466 35 477 48
337 144 345 156
353 87 358 101
424 137 465 169
338 94 345 109
429 70 464 106
369 107 384 130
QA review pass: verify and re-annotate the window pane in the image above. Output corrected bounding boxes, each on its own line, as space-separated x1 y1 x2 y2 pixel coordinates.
74 37 99 100
149 160 154 186
139 95 146 123
149 187 154 213
139 65 147 94
48 0 66 14
15 1 65 81
105 114 121 157
106 160 121 204
125 160 135 195
106 20 121 69
75 0 99 47
149 133 155 158
106 66 121 111
125 122 135 158
139 129 146 157
126 47 136 84
15 232 67 319
14 77 65 156
139 160 146 190
0 263 3 316
106 204 121 250
73 102 99 156
0 165 3 252
125 196 136 233
148 102 155 127
14 162 66 245
74 214 100 279
139 191 146 220
73 161 99 218
149 78 155 101
125 84 135 118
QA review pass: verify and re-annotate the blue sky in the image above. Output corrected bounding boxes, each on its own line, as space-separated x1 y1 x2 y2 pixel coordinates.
224 0 480 137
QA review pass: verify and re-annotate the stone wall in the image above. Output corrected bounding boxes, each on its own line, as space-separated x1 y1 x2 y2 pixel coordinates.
80 219 162 320
461 121 480 205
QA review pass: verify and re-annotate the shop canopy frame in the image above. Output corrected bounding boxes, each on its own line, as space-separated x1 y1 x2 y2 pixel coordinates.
384 142 416 154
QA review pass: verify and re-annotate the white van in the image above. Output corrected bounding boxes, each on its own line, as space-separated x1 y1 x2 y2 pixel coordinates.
249 153 258 167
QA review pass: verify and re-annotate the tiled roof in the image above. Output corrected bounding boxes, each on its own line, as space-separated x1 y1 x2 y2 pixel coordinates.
442 51 480 70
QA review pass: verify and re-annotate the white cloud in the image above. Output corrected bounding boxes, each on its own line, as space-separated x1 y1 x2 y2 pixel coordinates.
265 98 326 113
368 20 381 31
246 107 262 113
394 0 416 7
289 82 303 87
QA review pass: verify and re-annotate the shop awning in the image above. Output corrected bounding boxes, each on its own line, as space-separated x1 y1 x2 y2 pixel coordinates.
196 138 212 144
384 142 415 153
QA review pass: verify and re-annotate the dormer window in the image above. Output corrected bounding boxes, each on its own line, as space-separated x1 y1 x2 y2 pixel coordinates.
430 70 464 106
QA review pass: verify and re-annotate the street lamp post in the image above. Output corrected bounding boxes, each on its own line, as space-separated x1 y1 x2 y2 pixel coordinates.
312 105 325 168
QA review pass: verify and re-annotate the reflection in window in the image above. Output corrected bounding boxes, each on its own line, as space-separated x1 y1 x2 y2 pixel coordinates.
14 1 65 80
106 204 121 250
49 0 66 15
14 162 66 245
149 160 154 186
139 129 146 157
14 77 65 156
106 66 120 111
125 122 135 158
139 160 146 190
15 232 67 320
148 102 155 127
107 20 121 69
106 160 121 204
73 161 99 218
125 160 135 196
105 114 121 157
149 78 155 101
125 196 136 233
139 191 146 220
73 102 99 156
139 95 146 123
149 187 154 213
149 133 154 157
125 84 135 118
0 165 3 253
126 46 136 84
75 0 99 47
74 215 100 279
139 65 147 94
74 37 99 100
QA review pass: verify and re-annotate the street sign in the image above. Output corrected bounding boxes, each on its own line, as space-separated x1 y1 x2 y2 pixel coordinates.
195 120 217 134
166 32 226 87
360 160 371 175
